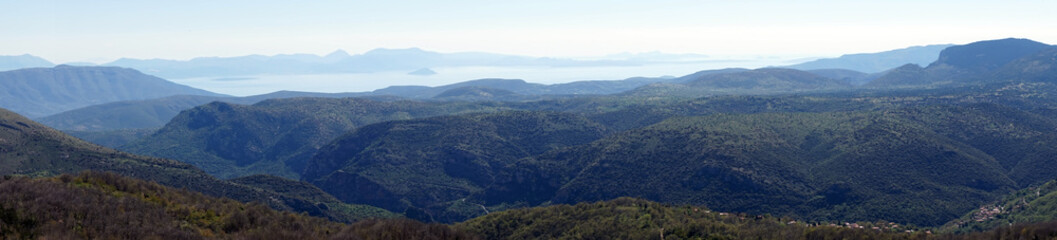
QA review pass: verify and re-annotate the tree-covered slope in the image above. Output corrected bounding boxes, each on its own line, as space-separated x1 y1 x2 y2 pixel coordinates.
683 68 850 90
942 178 1057 234
806 69 876 86
0 65 224 118
228 174 399 223
0 172 476 239
457 197 1057 240
885 104 1057 186
458 197 934 240
990 47 1057 83
34 90 389 132
865 38 1054 88
627 68 851 97
303 111 608 222
295 99 1057 226
36 95 230 131
431 104 1057 226
928 38 1051 72
63 128 158 149
534 109 1017 226
3 173 1052 239
122 97 508 179
0 172 342 239
0 107 394 223
0 107 210 182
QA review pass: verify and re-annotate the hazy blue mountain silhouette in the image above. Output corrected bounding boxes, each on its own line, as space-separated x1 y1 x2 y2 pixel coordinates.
0 65 224 118
0 54 54 71
786 44 952 73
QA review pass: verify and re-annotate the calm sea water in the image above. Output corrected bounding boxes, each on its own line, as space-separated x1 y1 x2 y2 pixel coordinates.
170 59 799 97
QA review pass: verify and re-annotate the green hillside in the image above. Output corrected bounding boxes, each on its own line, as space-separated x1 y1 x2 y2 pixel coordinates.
37 95 229 131
122 97 508 179
229 174 398 222
304 111 608 222
63 128 157 149
942 178 1057 233
0 172 340 239
0 172 474 239
627 68 851 97
34 90 386 132
458 197 934 240
297 103 1057 226
3 174 1052 239
458 197 1057 240
538 108 1025 226
0 107 394 223
865 38 1053 88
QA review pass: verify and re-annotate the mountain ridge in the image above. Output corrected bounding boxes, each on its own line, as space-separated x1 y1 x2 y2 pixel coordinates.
102 48 674 79
0 65 224 118
786 44 953 73
865 38 1054 88
120 97 512 179
0 54 54 71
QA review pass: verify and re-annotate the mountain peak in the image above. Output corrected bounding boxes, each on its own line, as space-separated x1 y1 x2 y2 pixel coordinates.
0 54 55 71
325 49 351 58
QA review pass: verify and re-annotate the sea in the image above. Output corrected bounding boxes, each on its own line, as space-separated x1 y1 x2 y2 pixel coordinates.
169 59 804 97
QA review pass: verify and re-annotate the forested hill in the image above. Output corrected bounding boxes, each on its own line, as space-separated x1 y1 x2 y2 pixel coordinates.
0 107 394 223
0 172 473 239
865 38 1054 88
121 98 511 179
942 178 1057 233
302 111 609 222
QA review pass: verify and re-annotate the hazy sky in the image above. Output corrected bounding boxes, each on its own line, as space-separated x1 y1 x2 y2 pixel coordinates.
4 0 1056 63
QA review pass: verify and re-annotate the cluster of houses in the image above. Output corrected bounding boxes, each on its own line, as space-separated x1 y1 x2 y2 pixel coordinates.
706 209 928 233
971 205 1005 222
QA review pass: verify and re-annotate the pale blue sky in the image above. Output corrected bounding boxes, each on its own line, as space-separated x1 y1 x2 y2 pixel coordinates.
4 0 1056 63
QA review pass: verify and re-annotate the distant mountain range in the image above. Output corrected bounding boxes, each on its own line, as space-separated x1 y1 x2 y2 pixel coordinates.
785 44 953 73
0 65 225 118
865 38 1054 88
34 67 839 133
0 54 54 71
2 43 963 128
27 38 1054 135
35 76 676 132
102 45 958 80
4 43 953 81
101 48 688 79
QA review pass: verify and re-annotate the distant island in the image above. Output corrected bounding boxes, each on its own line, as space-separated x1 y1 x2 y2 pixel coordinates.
408 68 437 76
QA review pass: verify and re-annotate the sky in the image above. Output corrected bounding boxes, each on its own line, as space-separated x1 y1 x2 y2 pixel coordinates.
3 0 1057 64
